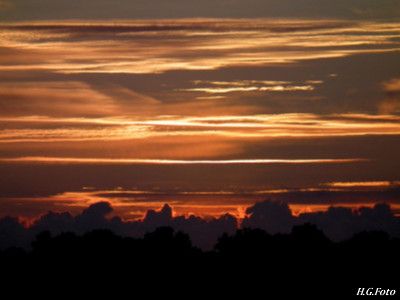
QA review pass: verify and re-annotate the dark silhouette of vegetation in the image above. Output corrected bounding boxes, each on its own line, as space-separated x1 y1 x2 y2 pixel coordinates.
1 224 399 298
1 199 399 297
1 200 399 252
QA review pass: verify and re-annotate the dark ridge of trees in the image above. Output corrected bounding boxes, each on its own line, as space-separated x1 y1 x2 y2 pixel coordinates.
25 227 203 267
1 201 399 297
1 224 399 297
2 224 399 263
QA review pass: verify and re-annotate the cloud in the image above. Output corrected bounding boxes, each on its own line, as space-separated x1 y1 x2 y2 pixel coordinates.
30 202 237 249
2 184 400 224
0 156 366 165
380 78 400 114
242 201 294 233
323 181 400 189
1 0 400 20
0 0 11 10
298 203 400 240
0 200 399 250
383 78 400 93
1 113 400 146
0 216 27 249
0 18 399 228
0 81 119 117
1 20 399 75
179 80 316 94
243 201 400 240
0 81 159 118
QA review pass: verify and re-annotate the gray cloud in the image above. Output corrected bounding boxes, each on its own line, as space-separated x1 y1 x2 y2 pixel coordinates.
1 201 399 250
1 0 400 21
243 201 400 240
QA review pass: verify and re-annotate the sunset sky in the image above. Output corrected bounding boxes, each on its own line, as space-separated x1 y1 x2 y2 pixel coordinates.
1 1 400 221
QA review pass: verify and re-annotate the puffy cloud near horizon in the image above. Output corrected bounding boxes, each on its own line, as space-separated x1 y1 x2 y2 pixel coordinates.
241 201 400 240
0 200 399 250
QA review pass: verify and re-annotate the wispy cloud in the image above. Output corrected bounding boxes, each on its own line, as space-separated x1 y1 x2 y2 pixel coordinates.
2 185 400 222
0 18 399 221
0 156 366 165
323 181 400 189
1 20 399 74
1 113 400 144
179 80 316 94
380 78 400 114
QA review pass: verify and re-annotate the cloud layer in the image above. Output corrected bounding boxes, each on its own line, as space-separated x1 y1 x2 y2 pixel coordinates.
1 20 399 75
0 18 399 220
1 0 400 20
1 201 399 250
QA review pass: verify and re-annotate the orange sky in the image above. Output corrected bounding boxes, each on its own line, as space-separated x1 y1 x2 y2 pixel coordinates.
0 18 400 220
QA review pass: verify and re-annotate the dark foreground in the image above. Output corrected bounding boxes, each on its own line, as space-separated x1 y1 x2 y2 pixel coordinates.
1 224 399 298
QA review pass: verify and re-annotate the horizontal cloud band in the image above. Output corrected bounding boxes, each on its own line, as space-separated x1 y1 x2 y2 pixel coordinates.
0 156 367 165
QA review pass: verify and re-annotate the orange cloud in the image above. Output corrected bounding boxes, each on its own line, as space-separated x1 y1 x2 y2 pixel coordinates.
3 113 400 143
0 156 366 165
383 78 400 93
0 0 11 10
179 80 315 94
380 78 400 114
1 20 399 74
0 81 160 118
324 181 400 188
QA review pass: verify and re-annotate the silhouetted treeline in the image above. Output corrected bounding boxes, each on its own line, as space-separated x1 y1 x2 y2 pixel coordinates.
1 200 400 251
1 224 399 296
3 223 399 262
2 201 400 297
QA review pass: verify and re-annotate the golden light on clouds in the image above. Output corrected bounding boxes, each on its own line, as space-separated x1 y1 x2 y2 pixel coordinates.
0 156 366 165
0 18 400 221
0 20 399 74
383 78 400 93
179 80 316 94
324 181 400 188
1 113 400 145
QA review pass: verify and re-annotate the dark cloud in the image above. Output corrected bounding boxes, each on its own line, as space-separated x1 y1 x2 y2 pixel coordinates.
0 20 347 34
12 202 237 250
0 200 399 250
0 8 399 248
1 0 400 21
297 203 399 240
242 201 294 233
243 201 400 241
265 189 400 206
0 216 27 249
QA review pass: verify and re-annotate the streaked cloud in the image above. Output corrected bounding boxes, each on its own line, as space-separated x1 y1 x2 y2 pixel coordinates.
0 17 399 221
180 80 316 94
2 0 400 21
2 185 399 221
1 113 400 145
0 81 117 117
1 20 399 74
0 156 365 165
323 181 400 188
